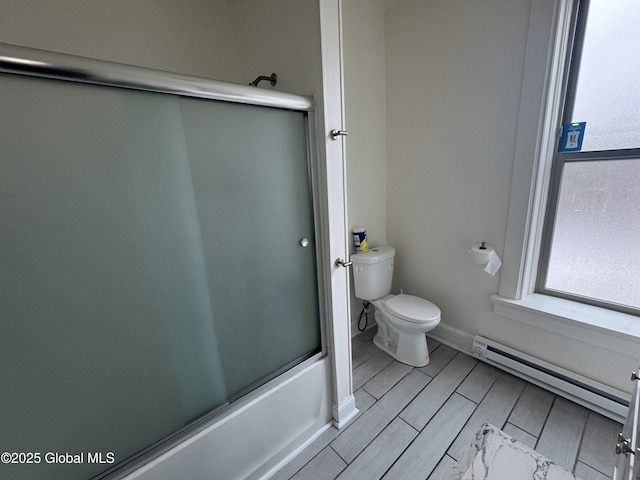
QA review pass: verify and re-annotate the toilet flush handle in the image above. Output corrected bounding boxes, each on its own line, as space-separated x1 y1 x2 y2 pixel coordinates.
335 258 353 268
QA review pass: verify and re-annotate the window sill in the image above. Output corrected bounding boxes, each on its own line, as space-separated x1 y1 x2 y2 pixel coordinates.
491 293 640 356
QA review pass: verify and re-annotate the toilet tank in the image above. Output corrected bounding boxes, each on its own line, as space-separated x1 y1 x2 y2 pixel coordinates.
350 246 395 300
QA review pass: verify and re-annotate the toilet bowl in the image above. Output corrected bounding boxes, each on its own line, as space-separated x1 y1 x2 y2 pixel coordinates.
351 246 441 367
370 294 440 367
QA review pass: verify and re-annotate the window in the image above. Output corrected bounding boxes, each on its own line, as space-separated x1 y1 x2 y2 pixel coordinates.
537 0 640 315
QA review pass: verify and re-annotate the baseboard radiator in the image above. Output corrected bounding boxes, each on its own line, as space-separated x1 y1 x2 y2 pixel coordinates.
472 336 629 423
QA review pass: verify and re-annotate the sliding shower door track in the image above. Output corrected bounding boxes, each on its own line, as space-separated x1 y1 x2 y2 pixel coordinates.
0 42 314 111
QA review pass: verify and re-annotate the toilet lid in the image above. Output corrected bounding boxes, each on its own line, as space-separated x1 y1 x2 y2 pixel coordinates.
385 294 441 323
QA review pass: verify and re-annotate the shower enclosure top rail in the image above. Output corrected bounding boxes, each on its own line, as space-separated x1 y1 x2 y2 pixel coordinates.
0 42 314 112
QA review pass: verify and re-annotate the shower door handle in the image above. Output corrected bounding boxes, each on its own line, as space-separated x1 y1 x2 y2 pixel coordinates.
335 258 352 268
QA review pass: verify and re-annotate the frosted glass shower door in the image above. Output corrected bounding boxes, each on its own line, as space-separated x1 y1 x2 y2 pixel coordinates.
0 75 228 480
1 71 320 480
181 99 321 398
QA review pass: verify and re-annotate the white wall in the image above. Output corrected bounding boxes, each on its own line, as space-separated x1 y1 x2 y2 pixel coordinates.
386 0 529 331
233 0 323 96
384 0 639 392
0 0 325 97
0 0 242 82
343 0 388 329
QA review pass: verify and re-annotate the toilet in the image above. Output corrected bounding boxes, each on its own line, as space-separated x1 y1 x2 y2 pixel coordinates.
351 246 440 367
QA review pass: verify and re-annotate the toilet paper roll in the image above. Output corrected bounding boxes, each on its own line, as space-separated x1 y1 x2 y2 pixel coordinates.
468 243 502 276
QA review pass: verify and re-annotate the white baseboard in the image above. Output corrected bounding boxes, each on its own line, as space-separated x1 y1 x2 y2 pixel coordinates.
351 319 473 355
332 394 359 429
427 322 475 355
351 321 377 338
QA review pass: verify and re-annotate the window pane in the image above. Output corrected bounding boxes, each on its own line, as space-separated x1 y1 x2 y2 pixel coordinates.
545 159 640 309
571 0 640 151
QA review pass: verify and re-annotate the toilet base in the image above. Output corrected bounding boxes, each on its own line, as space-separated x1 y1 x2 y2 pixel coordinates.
373 320 431 367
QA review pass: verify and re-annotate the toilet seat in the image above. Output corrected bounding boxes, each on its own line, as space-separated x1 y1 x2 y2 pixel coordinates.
384 294 440 324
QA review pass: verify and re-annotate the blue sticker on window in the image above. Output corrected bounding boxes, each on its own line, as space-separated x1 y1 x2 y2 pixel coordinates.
559 122 586 152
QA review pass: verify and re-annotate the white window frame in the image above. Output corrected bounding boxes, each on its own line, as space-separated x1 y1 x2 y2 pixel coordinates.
491 0 640 354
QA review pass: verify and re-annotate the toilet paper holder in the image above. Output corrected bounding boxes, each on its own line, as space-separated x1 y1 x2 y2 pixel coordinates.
468 241 502 276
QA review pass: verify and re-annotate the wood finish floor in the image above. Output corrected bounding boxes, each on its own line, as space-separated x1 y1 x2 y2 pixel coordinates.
271 328 621 480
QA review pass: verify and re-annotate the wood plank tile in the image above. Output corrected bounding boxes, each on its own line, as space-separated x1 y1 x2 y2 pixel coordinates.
456 361 501 403
353 349 394 391
383 393 477 480
353 388 378 417
418 344 457 377
502 422 537 449
351 335 366 352
351 327 376 350
271 427 340 480
331 370 430 463
447 373 526 460
574 461 612 480
508 383 555 436
290 446 346 480
400 353 477 430
352 340 381 369
426 335 441 351
535 397 588 471
362 360 413 399
335 418 418 480
283 331 623 480
578 412 620 476
427 455 457 480
272 389 376 480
